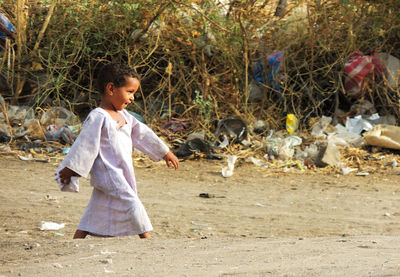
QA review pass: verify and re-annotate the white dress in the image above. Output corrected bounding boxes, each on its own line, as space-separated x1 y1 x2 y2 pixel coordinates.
59 107 169 236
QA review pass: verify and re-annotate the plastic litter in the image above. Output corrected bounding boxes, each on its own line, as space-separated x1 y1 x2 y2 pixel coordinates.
18 154 34 161
267 51 284 97
344 51 384 99
0 13 16 41
345 114 376 135
377 52 400 89
247 156 266 167
0 144 11 152
305 144 319 162
40 106 80 126
4 105 35 125
278 136 302 160
40 221 65 231
296 160 305 171
311 116 332 139
286 114 299 134
0 121 11 137
356 172 369 176
364 125 400 150
321 143 341 167
265 137 282 156
294 149 308 160
45 125 76 145
187 131 205 141
14 126 29 138
341 167 357 175
252 60 266 84
173 138 211 158
252 120 269 134
215 135 229 149
222 155 237 177
214 116 248 143
248 80 264 103
333 124 364 147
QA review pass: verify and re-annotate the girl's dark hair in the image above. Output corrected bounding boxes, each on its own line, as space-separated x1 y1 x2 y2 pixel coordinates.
96 63 140 94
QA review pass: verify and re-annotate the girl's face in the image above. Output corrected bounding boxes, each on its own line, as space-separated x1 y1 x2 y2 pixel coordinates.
106 77 140 111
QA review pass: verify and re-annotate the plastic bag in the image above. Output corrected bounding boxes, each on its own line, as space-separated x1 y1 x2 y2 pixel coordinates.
286 114 299 134
222 155 237 177
40 107 80 126
311 116 332 139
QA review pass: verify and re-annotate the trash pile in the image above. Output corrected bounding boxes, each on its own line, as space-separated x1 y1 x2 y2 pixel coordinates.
1 93 400 178
0 95 81 162
0 49 399 177
157 104 400 177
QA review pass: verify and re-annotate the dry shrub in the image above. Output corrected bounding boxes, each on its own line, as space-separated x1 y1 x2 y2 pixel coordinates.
0 0 399 136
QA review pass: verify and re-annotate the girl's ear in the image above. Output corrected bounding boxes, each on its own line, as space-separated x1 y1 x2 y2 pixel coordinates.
105 82 114 95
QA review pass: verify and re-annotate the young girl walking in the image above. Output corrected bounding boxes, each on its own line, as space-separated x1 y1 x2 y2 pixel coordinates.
56 62 179 239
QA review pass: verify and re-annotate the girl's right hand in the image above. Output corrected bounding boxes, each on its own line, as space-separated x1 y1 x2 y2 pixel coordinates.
163 151 179 170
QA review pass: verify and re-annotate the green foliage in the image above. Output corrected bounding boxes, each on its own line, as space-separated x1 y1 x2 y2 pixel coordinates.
193 90 214 124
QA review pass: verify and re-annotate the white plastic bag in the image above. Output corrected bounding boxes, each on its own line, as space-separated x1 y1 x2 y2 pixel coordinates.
40 221 65 231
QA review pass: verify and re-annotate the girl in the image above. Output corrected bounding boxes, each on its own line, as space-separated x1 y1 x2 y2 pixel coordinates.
57 63 179 239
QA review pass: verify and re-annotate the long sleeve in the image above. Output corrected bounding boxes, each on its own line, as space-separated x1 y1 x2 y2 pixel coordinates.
130 119 169 162
61 111 104 178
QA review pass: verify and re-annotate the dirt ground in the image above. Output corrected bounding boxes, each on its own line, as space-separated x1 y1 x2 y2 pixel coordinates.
1 154 400 276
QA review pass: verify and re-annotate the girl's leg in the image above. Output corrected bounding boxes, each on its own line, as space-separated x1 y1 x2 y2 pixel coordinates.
139 232 150 239
73 229 89 239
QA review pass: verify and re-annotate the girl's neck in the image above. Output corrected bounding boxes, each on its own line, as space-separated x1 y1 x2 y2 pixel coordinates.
100 101 118 113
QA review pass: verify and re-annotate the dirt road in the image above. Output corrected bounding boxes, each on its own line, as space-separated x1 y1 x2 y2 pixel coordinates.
1 156 400 276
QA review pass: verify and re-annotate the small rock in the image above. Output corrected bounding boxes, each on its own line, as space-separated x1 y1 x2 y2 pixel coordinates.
199 193 215 198
53 263 63 268
100 259 113 264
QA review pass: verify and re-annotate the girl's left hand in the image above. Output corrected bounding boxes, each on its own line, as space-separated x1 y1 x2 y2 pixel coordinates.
164 151 179 170
59 167 79 184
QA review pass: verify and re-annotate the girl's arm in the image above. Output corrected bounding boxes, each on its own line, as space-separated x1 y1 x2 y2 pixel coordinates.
130 120 170 161
61 110 104 178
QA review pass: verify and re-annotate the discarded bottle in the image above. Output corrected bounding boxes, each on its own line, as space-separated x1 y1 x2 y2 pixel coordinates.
286 114 299 134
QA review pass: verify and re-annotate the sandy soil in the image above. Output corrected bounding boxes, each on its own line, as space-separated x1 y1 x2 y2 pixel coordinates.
1 155 400 276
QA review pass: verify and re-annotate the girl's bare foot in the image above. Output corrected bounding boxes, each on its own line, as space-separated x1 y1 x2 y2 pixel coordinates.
73 229 89 239
139 232 150 239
